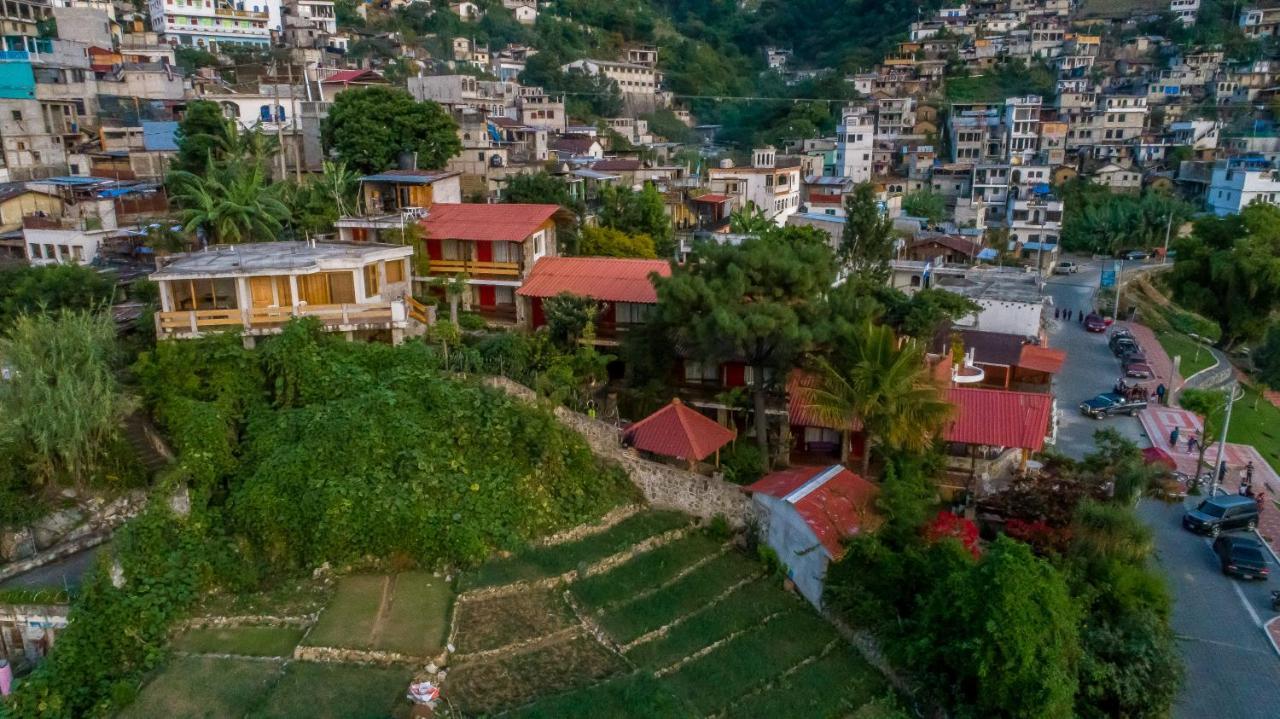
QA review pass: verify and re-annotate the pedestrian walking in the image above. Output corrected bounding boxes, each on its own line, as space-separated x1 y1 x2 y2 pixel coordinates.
1187 435 1198 454
1155 383 1167 405
1218 461 1229 485
1055 307 1060 320
1169 426 1180 447
1078 309 1084 323
1247 461 1256 484
1256 489 1267 515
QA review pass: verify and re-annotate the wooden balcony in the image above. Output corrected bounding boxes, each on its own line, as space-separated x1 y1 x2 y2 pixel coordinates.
428 259 521 278
156 301 418 340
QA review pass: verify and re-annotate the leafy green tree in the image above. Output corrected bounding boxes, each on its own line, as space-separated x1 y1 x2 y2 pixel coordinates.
641 109 695 143
504 171 581 213
901 189 947 224
804 321 952 475
841 182 896 280
0 310 131 490
1059 181 1192 255
0 264 115 327
652 234 836 456
173 99 232 174
542 291 599 347
1178 388 1228 480
1255 320 1280 391
1170 203 1280 346
918 536 1080 719
171 159 291 245
321 86 461 173
598 182 674 257
289 161 360 235
578 226 657 258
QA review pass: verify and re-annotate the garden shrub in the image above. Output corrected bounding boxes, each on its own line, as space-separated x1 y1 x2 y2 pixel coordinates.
719 442 765 485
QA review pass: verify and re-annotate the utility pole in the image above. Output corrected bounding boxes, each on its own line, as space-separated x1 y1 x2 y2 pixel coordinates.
1162 213 1173 264
1114 260 1122 319
271 62 286 180
288 62 302 182
1208 385 1243 497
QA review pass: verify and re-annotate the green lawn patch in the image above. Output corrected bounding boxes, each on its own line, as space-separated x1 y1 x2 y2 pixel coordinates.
464 511 690 589
663 610 837 715
172 625 304 657
453 587 578 655
447 633 626 715
570 532 724 610
194 577 332 619
1154 328 1215 379
625 580 801 669
248 661 411 719
1227 385 1280 473
374 571 452 657
119 656 281 719
720 646 889 719
303 575 387 649
505 671 695 719
596 551 762 644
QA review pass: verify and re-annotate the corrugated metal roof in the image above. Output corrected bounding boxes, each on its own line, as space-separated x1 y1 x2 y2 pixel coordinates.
691 193 730 203
746 464 879 559
623 399 735 462
516 256 671 303
944 387 1052 452
421 203 560 243
323 69 384 84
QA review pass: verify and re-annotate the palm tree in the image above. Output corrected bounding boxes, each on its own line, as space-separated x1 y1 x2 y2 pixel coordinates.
318 160 360 217
804 321 953 477
218 123 280 168
171 159 291 245
729 201 772 236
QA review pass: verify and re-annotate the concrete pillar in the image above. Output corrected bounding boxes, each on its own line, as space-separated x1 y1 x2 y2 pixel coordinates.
288 275 301 312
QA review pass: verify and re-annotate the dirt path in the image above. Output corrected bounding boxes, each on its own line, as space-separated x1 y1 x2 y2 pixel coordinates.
367 574 396 648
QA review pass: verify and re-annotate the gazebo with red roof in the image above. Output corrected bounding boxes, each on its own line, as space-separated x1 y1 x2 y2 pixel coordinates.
623 399 736 469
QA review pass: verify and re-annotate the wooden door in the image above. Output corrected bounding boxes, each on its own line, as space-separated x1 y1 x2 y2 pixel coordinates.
275 276 293 306
475 241 493 263
478 285 496 307
326 272 356 304
298 274 330 305
249 277 275 308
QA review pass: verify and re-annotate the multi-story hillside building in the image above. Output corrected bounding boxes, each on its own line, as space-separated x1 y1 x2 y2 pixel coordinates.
834 106 874 182
148 0 281 49
708 147 802 225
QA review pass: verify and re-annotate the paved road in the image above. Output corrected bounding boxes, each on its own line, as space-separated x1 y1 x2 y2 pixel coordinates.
1046 257 1280 719
0 545 102 592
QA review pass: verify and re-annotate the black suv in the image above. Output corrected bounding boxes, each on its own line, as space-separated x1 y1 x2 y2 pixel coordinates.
1183 495 1261 537
1213 535 1271 580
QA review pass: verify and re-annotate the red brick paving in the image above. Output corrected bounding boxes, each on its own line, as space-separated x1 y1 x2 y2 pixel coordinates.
1117 321 1181 391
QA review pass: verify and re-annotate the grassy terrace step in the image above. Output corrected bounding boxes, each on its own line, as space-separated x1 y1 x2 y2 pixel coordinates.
251 661 412 719
624 580 801 669
301 575 386 649
172 625 305 658
596 551 761 645
447 633 627 715
664 611 837 715
453 588 578 655
119 656 282 718
375 571 451 656
570 532 724 610
463 511 691 589
721 646 890 719
502 672 695 719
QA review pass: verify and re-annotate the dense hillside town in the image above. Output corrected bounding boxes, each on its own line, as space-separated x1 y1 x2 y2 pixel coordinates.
3 0 1280 717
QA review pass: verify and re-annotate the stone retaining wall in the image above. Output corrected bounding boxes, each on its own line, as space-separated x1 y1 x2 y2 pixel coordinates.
485 377 753 525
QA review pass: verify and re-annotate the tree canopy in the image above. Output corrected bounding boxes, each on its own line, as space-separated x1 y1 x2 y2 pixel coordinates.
172 99 232 174
598 183 674 258
0 264 115 328
578 226 657 258
321 86 462 174
841 183 897 280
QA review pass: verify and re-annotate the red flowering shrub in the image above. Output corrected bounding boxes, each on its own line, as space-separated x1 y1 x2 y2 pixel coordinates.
1004 518 1073 556
924 511 980 557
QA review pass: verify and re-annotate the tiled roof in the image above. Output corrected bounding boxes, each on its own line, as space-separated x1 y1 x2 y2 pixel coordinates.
421 203 559 243
787 371 863 432
551 137 598 153
323 69 385 84
943 387 1053 452
623 399 736 462
516 256 671 303
1018 344 1067 374
910 233 983 257
746 465 879 559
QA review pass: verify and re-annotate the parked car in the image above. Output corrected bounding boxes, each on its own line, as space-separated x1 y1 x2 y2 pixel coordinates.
1054 261 1080 275
1123 361 1155 379
1213 535 1270 580
1079 392 1147 418
1085 313 1107 332
1111 338 1140 356
1123 249 1150 261
1182 494 1261 537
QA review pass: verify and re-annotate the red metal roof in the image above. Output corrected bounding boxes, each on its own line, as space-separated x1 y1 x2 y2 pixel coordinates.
322 69 385 84
592 159 641 171
787 371 862 432
421 203 560 243
516 256 671 303
943 387 1053 452
623 399 736 462
692 194 730 204
1018 344 1067 374
746 465 880 559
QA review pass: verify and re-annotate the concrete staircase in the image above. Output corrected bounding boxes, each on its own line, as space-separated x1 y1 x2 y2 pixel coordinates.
121 412 174 475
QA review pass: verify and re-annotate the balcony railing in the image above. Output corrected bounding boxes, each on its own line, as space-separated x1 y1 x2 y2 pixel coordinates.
429 259 521 277
156 301 417 338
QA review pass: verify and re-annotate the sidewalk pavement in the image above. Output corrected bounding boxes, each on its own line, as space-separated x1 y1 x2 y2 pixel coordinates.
1119 322 1179 390
1138 406 1280 546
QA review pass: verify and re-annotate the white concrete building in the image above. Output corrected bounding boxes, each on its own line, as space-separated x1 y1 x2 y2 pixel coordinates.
23 226 112 266
1170 0 1200 25
562 58 660 96
148 0 281 49
1206 157 1280 216
707 148 802 225
834 106 874 182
